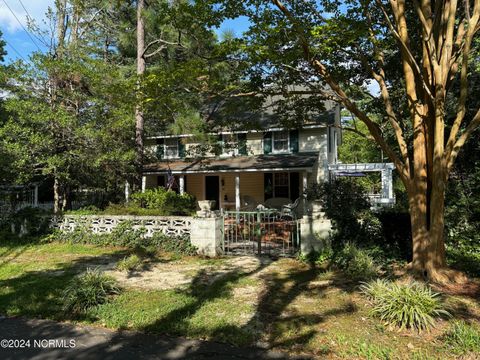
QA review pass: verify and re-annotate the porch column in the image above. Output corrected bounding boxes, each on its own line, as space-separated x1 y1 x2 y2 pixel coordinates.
141 176 146 193
179 175 185 195
125 181 130 203
235 175 240 211
303 172 308 215
33 185 38 207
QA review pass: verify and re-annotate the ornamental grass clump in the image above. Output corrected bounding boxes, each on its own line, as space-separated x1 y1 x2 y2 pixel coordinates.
116 254 143 272
62 268 120 315
332 243 378 281
360 279 449 331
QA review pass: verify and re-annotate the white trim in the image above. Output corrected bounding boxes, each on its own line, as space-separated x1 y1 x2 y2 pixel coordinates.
271 130 290 154
144 167 314 175
146 124 327 140
179 176 185 195
235 175 240 211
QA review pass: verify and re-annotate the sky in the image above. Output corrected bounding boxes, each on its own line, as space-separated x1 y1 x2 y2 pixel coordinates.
0 0 250 63
0 1 379 94
0 0 53 62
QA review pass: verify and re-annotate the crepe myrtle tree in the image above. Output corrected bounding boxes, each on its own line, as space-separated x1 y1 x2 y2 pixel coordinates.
201 0 480 282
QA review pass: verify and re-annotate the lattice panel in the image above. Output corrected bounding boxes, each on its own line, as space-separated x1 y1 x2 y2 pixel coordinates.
49 215 192 237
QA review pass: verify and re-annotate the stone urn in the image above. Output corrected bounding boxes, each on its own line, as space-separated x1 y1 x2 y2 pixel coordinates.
310 199 325 218
198 200 216 211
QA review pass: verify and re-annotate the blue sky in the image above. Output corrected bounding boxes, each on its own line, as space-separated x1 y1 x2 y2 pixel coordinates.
0 0 53 63
0 0 250 63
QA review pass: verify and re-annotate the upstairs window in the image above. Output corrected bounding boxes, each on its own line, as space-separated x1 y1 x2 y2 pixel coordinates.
164 138 179 158
272 131 289 153
221 134 239 156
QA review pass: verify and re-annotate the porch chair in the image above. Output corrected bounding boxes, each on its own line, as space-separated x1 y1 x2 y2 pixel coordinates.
281 197 301 219
240 195 259 211
264 197 291 210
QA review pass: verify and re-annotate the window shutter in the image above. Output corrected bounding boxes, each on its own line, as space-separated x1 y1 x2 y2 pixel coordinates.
289 130 299 153
263 132 272 154
178 138 185 158
156 139 164 160
238 133 247 155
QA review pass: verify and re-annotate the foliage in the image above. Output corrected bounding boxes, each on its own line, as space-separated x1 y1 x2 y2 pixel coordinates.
332 243 378 281
442 321 480 355
130 188 196 215
62 268 120 315
116 254 144 272
1 207 51 237
307 178 412 260
360 280 449 331
306 179 372 243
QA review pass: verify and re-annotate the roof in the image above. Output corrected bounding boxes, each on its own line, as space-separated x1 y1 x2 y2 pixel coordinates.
148 85 339 139
143 152 319 174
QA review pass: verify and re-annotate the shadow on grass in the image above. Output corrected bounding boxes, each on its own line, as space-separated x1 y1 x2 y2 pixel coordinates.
0 250 128 321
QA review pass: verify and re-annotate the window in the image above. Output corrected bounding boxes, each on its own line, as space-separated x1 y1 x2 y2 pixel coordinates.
164 138 179 158
264 172 291 200
274 173 289 198
221 134 238 156
272 131 289 153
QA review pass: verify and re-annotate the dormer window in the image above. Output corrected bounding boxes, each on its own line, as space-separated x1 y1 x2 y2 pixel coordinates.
272 131 289 153
164 138 179 158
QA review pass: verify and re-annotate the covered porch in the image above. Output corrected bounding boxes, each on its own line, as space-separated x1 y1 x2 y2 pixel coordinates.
142 153 321 212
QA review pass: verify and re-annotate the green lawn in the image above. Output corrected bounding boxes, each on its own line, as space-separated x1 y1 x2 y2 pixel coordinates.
0 240 479 359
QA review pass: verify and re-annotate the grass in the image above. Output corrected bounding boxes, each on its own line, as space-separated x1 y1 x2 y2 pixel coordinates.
0 240 479 359
442 320 480 355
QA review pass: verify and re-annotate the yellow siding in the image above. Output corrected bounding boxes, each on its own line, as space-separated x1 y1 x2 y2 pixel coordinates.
239 172 265 203
299 128 326 152
217 172 265 206
186 174 203 200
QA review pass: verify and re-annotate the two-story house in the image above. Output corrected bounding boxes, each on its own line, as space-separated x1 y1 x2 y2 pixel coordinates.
141 99 342 212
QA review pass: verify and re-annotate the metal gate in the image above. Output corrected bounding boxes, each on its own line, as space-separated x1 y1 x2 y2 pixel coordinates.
222 211 299 256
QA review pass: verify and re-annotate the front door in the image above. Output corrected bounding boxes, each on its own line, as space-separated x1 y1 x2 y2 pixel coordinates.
205 176 220 210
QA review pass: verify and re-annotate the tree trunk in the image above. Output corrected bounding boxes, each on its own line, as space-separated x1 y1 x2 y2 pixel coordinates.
408 180 447 280
135 0 146 190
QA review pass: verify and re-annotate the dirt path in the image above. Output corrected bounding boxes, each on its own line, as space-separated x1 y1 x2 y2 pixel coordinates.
104 256 279 290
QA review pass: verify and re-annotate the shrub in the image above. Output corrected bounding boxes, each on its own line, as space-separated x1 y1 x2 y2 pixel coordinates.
332 243 378 281
62 268 120 315
116 254 143 272
148 232 197 256
442 320 480 355
131 188 196 216
298 246 333 266
360 279 449 331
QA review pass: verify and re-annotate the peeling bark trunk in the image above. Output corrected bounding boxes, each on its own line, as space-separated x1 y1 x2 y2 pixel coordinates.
408 177 447 279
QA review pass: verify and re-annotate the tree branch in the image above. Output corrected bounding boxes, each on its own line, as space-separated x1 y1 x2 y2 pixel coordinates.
270 0 410 183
